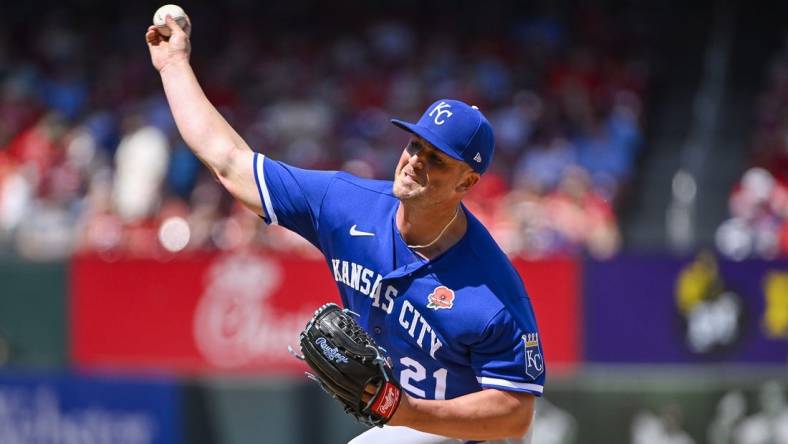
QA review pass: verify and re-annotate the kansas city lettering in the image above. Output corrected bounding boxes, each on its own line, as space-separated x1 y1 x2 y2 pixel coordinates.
332 259 395 314
331 259 444 359
399 300 443 359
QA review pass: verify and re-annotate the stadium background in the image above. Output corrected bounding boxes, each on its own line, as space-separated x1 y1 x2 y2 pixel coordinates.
1 0 787 443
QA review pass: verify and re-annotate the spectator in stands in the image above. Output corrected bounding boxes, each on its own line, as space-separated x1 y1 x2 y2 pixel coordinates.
0 4 647 259
720 31 788 259
717 167 788 260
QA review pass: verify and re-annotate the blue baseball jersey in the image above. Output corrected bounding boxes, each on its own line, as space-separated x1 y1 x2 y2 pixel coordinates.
254 153 546 400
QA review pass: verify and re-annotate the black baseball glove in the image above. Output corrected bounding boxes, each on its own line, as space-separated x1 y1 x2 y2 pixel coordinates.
291 303 402 427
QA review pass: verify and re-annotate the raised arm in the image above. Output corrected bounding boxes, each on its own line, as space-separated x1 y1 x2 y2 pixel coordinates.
145 15 262 215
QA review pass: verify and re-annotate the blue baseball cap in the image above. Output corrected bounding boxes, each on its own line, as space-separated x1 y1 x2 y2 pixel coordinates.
391 99 495 174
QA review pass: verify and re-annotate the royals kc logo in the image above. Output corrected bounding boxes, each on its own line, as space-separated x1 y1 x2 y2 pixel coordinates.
523 333 544 379
428 101 453 125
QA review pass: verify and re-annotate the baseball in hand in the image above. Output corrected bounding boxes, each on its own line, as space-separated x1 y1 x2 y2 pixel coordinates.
153 4 188 37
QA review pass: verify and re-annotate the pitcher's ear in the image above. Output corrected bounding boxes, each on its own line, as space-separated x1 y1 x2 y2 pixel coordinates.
458 172 480 193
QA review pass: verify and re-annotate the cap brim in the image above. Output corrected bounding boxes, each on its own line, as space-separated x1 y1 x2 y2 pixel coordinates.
391 119 464 162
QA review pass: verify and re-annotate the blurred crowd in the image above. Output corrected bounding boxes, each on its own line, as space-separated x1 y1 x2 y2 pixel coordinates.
717 32 788 260
0 3 648 260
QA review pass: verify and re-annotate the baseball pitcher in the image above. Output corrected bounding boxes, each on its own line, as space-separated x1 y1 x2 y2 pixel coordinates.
147 14 545 444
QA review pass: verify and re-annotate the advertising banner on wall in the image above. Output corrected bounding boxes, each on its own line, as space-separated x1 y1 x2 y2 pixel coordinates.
72 252 338 374
0 371 181 444
71 252 580 374
513 257 580 369
583 253 788 363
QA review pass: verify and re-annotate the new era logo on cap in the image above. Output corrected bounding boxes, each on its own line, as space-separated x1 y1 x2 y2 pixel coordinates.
391 99 495 174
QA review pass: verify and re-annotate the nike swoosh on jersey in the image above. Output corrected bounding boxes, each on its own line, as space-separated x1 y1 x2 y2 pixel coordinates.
349 225 375 237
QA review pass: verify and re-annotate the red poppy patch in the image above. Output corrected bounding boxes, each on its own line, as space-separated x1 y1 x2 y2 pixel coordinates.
427 286 455 310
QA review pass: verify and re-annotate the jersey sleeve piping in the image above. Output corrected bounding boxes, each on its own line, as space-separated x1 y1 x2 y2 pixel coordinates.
253 153 278 225
475 377 543 396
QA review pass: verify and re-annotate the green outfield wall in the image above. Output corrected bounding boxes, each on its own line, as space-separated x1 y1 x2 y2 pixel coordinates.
0 258 67 367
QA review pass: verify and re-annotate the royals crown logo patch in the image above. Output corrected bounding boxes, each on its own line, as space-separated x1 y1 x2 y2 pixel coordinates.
427 286 455 310
523 333 544 379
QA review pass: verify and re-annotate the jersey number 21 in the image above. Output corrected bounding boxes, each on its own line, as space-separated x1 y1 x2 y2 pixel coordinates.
400 357 447 400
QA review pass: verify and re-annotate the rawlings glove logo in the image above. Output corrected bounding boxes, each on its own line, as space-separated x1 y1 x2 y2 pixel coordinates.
298 303 402 428
371 382 401 419
315 337 349 364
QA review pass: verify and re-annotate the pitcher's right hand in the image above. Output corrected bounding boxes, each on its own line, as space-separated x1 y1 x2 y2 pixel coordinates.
146 15 192 72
